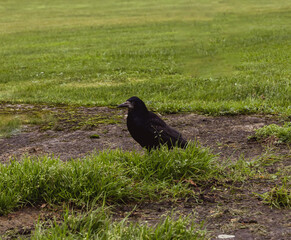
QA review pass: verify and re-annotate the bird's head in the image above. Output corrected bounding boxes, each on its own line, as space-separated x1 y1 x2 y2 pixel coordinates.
117 96 148 112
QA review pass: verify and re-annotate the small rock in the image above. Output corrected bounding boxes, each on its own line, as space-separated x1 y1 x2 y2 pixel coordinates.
218 234 235 239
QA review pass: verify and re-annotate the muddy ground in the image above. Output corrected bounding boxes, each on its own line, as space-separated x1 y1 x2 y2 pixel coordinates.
0 104 290 239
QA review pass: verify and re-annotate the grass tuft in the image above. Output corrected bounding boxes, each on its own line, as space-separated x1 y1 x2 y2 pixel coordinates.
31 207 208 239
122 143 215 181
0 143 214 215
258 183 291 209
252 122 291 143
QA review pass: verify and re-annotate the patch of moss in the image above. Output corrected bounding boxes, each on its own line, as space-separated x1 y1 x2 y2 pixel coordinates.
0 104 121 132
90 134 100 139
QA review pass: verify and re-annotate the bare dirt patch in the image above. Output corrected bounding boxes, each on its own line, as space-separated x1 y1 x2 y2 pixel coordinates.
0 206 60 240
0 104 288 162
0 104 290 239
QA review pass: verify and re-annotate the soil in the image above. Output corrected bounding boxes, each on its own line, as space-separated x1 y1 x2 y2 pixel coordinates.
0 104 290 239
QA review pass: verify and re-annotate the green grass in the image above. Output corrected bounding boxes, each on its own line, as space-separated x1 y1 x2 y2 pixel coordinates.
214 152 281 183
0 0 290 115
0 112 55 137
0 144 215 215
252 153 291 209
31 207 208 240
258 181 291 209
1 142 286 215
252 122 291 143
0 146 288 237
0 115 21 137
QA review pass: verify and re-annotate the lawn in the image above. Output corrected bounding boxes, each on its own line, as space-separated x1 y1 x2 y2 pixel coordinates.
0 0 290 115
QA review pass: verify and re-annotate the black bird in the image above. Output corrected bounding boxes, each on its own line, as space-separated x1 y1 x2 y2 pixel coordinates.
118 96 188 151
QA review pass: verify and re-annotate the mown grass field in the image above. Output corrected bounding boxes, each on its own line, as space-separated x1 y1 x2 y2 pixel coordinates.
0 0 291 239
0 0 290 115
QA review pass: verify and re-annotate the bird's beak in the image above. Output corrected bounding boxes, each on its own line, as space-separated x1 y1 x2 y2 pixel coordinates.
117 101 132 108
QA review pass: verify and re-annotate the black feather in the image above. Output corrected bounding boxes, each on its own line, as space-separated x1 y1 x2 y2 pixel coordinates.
118 96 188 151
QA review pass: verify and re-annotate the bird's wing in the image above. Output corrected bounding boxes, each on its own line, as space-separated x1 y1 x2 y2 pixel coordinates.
147 112 185 144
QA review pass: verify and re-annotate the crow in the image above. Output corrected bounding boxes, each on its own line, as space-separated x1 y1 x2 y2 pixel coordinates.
118 96 188 151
